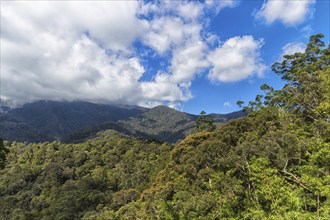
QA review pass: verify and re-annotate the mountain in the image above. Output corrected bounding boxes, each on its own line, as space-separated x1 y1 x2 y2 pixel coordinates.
65 106 245 144
0 101 147 142
0 100 244 143
117 106 245 143
118 105 197 143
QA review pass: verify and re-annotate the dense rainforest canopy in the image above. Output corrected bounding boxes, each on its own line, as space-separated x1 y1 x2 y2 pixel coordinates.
0 34 329 219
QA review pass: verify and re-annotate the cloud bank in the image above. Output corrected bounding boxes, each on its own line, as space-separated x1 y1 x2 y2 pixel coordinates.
1 1 267 108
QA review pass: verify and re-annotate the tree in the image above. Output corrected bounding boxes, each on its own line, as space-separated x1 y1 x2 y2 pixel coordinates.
236 100 244 109
270 34 329 120
238 33 329 122
196 111 216 132
0 138 9 169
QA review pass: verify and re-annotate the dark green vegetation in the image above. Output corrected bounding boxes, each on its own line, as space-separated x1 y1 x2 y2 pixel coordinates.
0 34 329 219
0 138 8 169
0 131 172 219
0 101 147 143
196 111 216 132
0 101 243 144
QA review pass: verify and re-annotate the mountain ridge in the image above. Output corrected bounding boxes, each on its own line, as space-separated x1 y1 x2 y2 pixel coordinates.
0 100 245 143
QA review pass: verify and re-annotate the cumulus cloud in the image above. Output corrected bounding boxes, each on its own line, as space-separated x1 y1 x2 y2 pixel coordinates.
141 72 192 103
208 36 265 83
2 34 145 104
1 1 260 109
256 0 315 26
170 38 209 83
142 16 188 54
206 0 237 14
282 42 306 55
1 1 146 105
177 2 203 21
280 42 306 60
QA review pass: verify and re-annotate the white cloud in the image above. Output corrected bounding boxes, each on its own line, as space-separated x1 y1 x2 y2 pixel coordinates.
0 1 249 109
205 33 220 46
139 2 213 106
206 0 237 14
140 0 234 19
170 37 209 83
208 36 265 83
256 0 315 26
142 16 187 54
280 42 306 60
1 1 148 106
137 2 210 106
2 34 145 105
139 71 192 109
300 25 313 38
177 2 203 21
223 102 232 107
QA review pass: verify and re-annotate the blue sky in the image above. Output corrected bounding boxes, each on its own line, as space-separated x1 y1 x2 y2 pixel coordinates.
1 0 329 114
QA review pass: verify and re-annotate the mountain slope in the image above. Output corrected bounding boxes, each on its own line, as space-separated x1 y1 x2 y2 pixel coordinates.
0 101 244 143
119 105 196 143
66 106 245 144
1 101 147 142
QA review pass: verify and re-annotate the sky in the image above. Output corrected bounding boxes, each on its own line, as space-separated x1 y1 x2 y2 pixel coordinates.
1 0 329 114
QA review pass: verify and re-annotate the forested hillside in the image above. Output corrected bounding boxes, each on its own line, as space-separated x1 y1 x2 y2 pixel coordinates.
0 101 243 144
0 34 329 219
0 101 147 142
0 131 172 219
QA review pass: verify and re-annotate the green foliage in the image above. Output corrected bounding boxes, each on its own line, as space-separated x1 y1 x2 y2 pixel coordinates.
270 34 329 120
0 138 9 169
0 130 171 219
243 34 330 121
196 111 216 132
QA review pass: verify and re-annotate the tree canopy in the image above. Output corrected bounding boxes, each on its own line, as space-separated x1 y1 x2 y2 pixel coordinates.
196 111 216 132
0 138 8 169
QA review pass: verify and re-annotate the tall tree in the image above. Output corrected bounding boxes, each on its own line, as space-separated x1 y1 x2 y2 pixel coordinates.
196 111 216 132
268 34 329 121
